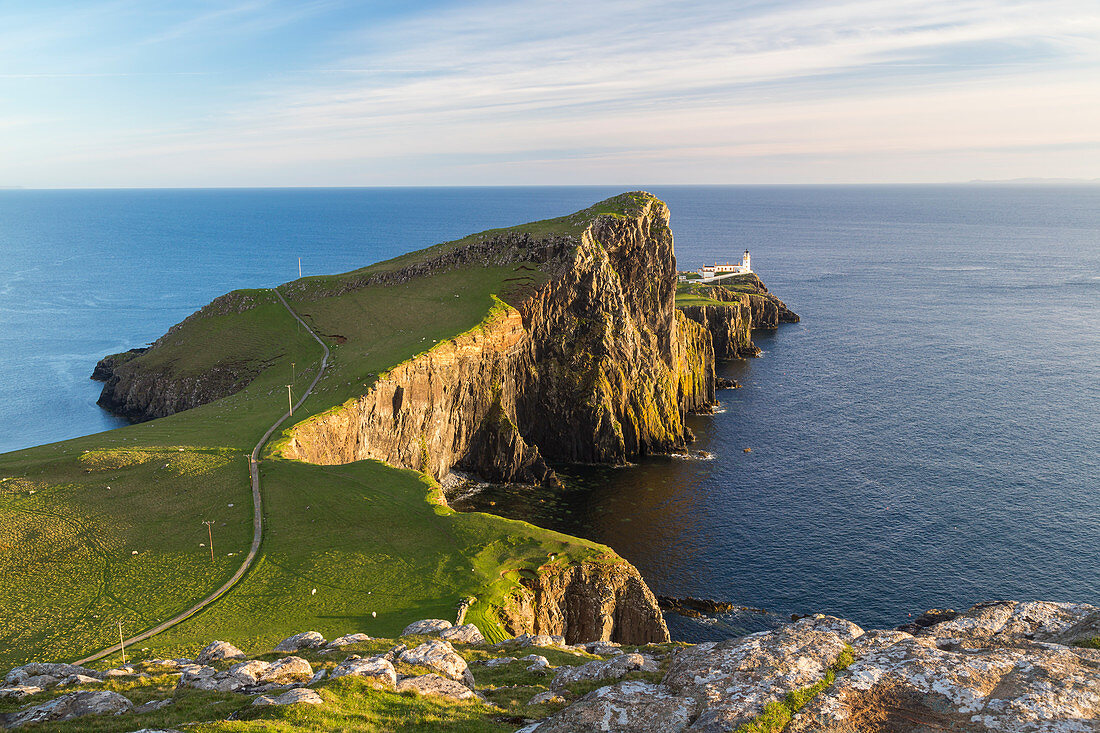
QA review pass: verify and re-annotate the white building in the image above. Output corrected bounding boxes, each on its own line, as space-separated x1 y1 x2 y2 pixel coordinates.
697 250 752 281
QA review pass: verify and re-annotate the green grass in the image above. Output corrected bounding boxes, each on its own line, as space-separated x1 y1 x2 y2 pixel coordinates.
0 194 650 671
1073 636 1100 649
674 293 737 307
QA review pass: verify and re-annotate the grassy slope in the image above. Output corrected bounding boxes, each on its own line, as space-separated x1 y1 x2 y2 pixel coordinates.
0 195 653 670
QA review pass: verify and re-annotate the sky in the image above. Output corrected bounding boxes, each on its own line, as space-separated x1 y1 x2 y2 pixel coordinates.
1 0 1098 187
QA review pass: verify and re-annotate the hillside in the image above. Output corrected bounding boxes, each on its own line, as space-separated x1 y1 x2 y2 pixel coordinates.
1 192 716 673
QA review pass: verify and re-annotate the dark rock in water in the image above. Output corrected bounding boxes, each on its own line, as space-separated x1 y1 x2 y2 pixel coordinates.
895 607 959 634
90 348 147 382
715 377 740 389
657 596 752 618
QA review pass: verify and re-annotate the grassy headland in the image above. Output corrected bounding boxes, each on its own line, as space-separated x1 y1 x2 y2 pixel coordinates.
0 194 657 669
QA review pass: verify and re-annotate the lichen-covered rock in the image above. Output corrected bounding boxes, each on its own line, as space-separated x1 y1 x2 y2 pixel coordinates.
252 687 324 706
195 640 246 665
401 619 453 636
914 600 1100 649
329 656 397 689
4 662 101 686
259 656 313 684
528 690 566 706
550 653 646 689
524 654 550 671
327 633 372 648
58 674 102 687
439 623 485 644
400 640 475 688
787 634 1100 732
0 690 133 728
0 686 43 700
274 631 326 652
662 615 863 731
531 680 699 733
395 673 483 702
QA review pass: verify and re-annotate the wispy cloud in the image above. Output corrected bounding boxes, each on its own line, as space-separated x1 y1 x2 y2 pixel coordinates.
2 0 1098 185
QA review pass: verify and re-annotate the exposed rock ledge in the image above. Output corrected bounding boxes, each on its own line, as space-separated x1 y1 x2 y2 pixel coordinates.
499 559 671 645
525 600 1100 732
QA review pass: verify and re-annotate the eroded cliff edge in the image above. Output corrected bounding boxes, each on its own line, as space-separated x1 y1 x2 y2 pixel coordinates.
278 193 715 485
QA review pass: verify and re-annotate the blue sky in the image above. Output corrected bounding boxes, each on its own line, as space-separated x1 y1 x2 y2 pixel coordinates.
2 0 1098 186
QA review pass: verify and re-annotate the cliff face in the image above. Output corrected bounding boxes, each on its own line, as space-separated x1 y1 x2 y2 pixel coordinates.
678 302 758 359
282 195 714 483
498 559 671 645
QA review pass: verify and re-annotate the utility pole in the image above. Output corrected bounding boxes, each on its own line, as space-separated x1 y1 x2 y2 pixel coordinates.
298 257 302 279
291 362 296 382
202 520 215 562
118 620 126 664
287 385 294 416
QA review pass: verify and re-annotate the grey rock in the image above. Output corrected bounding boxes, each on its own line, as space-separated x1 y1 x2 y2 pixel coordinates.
523 654 550 672
135 698 174 713
551 653 645 690
20 675 60 689
484 656 517 667
58 674 103 687
585 641 623 656
401 619 453 636
327 633 372 648
662 615 862 731
528 690 566 706
395 673 483 702
259 656 313 684
4 663 101 686
384 643 407 662
1 690 133 728
195 640 246 665
330 656 397 689
308 669 327 685
439 623 485 644
400 640 475 688
253 687 324 706
0 686 43 700
915 600 1100 650
274 631 326 652
533 680 698 733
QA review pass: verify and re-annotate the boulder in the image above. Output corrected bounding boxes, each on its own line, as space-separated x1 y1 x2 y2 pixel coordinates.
531 680 698 733
396 673 483 702
484 656 516 667
259 656 313 685
584 641 623 656
330 656 397 689
195 640 246 665
225 660 271 685
528 690 566 706
252 687 324 706
551 653 646 689
524 654 550 672
134 698 174 713
400 640 475 688
4 662 101 686
401 619 453 636
439 623 485 644
662 615 863 731
58 674 103 687
274 631 326 652
0 690 133 728
20 675 60 689
327 633 372 648
0 686 43 700
103 665 135 678
500 633 567 649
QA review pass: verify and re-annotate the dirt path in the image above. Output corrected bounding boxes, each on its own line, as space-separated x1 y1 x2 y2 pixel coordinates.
75 289 329 665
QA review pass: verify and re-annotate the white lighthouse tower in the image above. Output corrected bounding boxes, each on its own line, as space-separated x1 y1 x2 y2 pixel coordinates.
741 249 751 273
695 249 753 281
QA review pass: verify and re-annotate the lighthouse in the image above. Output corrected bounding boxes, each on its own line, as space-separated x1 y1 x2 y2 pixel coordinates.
695 249 753 281
741 250 751 273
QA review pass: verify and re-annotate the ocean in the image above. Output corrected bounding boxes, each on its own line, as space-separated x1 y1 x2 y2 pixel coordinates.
2 185 1098 638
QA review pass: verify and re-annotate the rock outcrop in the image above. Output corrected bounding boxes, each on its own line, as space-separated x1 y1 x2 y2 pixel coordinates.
675 273 799 361
499 559 671 645
280 194 716 484
525 601 1100 733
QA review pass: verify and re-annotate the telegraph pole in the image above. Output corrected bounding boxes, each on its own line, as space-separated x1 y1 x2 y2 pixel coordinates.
202 520 215 562
118 620 126 664
287 385 294 416
298 257 302 278
291 362 296 382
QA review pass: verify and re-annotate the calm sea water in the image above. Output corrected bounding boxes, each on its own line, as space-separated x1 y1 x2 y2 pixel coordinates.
2 186 1098 637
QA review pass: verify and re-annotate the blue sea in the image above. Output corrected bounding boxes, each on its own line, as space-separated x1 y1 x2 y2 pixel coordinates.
1 186 1098 637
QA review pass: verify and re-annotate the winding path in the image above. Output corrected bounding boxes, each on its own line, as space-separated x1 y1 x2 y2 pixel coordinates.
76 289 329 665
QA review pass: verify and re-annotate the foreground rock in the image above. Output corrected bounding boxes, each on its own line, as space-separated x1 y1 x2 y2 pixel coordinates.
3 663 102 687
439 623 485 644
526 603 1100 732
0 690 132 728
253 688 324 707
330 656 397 689
275 631 326 652
396 674 483 702
176 656 313 693
196 640 246 664
550 653 648 689
402 619 452 636
399 640 475 688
